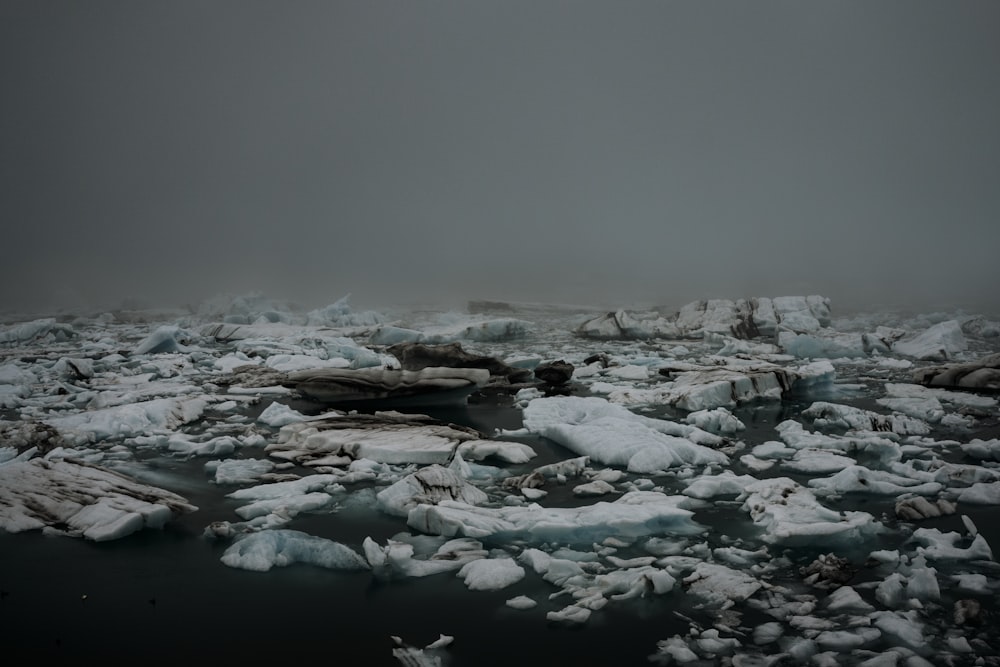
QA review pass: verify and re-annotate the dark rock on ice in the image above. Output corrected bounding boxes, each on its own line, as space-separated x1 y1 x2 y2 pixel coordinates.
954 599 983 626
220 364 291 389
912 352 1000 392
895 496 956 521
799 553 854 589
283 366 490 407
387 342 532 382
534 360 574 386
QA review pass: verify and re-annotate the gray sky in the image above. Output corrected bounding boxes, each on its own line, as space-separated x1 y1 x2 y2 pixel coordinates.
2 1 998 315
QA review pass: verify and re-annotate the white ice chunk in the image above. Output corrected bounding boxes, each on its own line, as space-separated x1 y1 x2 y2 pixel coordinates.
682 562 762 609
133 325 192 355
808 466 942 497
505 595 537 609
456 440 536 464
522 396 727 472
824 585 874 613
376 465 488 517
682 471 758 499
684 407 746 436
911 527 994 561
778 330 868 358
256 401 312 427
407 490 704 543
44 396 208 446
458 557 525 590
207 458 276 485
782 449 857 474
802 401 931 436
871 610 926 652
892 320 967 361
738 477 884 547
955 481 1000 504
220 529 369 572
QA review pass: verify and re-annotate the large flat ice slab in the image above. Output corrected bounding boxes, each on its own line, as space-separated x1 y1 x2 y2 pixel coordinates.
407 490 705 544
267 412 484 466
521 396 727 472
0 458 196 540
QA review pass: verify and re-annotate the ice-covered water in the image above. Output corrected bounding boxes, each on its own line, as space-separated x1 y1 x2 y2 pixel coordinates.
1 294 999 664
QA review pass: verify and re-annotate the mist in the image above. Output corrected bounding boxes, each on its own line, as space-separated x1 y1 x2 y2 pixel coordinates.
2 1 998 316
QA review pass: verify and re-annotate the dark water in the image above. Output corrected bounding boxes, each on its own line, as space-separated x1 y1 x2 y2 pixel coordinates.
0 515 690 666
2 394 999 664
0 399 689 665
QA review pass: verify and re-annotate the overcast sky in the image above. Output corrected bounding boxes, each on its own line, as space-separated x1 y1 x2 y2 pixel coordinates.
2 1 998 314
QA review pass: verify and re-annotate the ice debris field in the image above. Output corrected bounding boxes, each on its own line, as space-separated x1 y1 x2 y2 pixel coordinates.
2 292 1000 665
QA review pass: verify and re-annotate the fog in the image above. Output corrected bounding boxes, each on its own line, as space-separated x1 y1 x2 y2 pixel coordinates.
2 1 998 316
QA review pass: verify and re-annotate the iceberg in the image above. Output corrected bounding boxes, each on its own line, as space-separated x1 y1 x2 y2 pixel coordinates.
220 529 369 572
737 477 884 547
407 491 705 544
283 366 490 406
522 396 727 471
891 320 968 360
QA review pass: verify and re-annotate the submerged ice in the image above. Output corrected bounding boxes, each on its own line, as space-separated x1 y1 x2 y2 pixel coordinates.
1 293 999 665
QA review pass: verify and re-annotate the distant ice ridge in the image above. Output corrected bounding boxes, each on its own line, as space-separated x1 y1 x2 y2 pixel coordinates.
577 295 831 340
369 317 533 345
193 292 385 329
576 295 977 363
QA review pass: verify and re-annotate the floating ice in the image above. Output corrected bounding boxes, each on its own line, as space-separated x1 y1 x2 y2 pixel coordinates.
407 490 704 544
220 529 369 572
206 458 276 485
522 396 727 472
778 330 868 358
682 562 762 609
682 471 758 499
364 535 487 579
267 413 482 466
133 325 193 355
458 557 525 590
44 396 208 446
738 477 884 547
376 465 488 517
808 466 943 497
0 458 196 540
0 318 76 345
802 401 931 436
683 407 745 436
892 320 968 361
910 527 994 561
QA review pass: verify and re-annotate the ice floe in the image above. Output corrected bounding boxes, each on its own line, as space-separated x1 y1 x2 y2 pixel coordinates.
0 458 196 540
